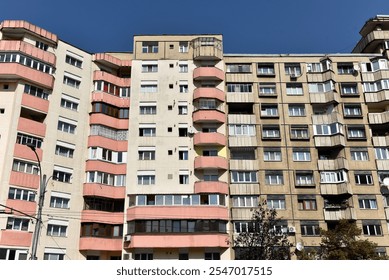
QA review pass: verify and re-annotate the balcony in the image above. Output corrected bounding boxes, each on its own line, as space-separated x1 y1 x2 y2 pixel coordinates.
21 93 49 113
6 199 36 217
79 237 123 251
314 134 345 148
88 136 128 151
92 92 130 108
124 233 229 249
231 208 255 220
81 210 124 224
194 181 229 194
320 183 353 196
368 111 389 124
192 37 223 60
318 157 349 171
376 159 389 170
361 69 389 82
14 143 43 162
323 207 356 221
229 159 259 170
93 71 131 87
192 109 225 123
93 53 132 68
372 136 389 147
193 132 226 146
307 70 335 82
17 117 46 137
0 63 54 88
89 113 129 130
353 30 389 53
85 160 127 174
365 90 389 104
1 20 58 44
9 171 39 189
127 206 228 221
309 91 339 104
228 136 258 147
0 40 56 64
0 230 32 247
193 67 224 81
312 112 342 125
83 183 125 200
193 87 225 102
194 156 228 170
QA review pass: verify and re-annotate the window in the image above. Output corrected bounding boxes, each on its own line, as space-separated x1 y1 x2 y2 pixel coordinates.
178 127 188 137
135 253 153 260
6 217 29 231
358 196 377 209
284 63 301 76
57 118 77 134
228 124 255 136
227 83 252 93
341 83 358 95
308 81 334 93
141 62 158 73
205 252 220 260
53 166 72 183
347 125 366 139
60 94 79 111
257 63 275 76
47 220 68 237
134 194 225 206
16 133 43 149
140 81 158 93
337 63 354 74
362 221 382 236
344 104 362 117
288 104 305 116
24 84 49 100
298 195 317 210
265 171 284 185
267 195 285 209
138 149 155 160
179 150 188 160
295 171 315 186
290 125 309 140
139 125 156 137
179 42 188 53
178 104 188 115
92 103 129 119
226 64 251 73
43 248 65 260
286 83 303 95
179 174 189 184
12 159 38 174
300 221 320 236
36 41 48 51
179 62 188 73
0 248 28 260
234 221 257 233
320 170 347 184
138 174 155 185
94 81 130 97
350 148 369 161
261 104 278 117
142 42 158 53
139 104 157 115
232 196 258 207
89 147 126 164
313 123 342 136
8 187 36 202
63 74 81 89
50 192 70 209
198 98 216 109
262 125 280 139
361 59 389 72
203 170 219 181
292 148 311 161
87 171 126 186
230 148 255 160
55 142 75 158
263 148 281 161
202 149 218 156
65 53 83 68
0 53 53 74
179 81 189 93
258 83 276 96
354 172 373 185
230 171 257 183
375 147 389 160
307 60 331 72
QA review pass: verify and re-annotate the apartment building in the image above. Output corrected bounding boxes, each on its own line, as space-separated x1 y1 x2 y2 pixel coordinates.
0 15 389 260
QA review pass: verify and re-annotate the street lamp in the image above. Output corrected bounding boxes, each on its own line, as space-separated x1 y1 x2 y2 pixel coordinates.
27 143 48 260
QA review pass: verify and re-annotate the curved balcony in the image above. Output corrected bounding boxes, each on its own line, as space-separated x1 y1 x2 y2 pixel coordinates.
93 71 131 87
1 20 58 44
369 111 389 124
124 233 229 249
14 143 43 162
320 183 353 196
88 136 128 151
193 109 225 123
193 67 224 81
79 237 123 251
314 134 345 148
81 210 124 224
92 92 130 108
17 117 46 137
194 156 228 170
323 207 356 221
89 113 129 130
309 91 339 104
93 53 132 68
83 183 126 200
9 171 39 190
0 230 32 247
193 87 225 102
193 132 226 146
353 30 389 53
0 63 54 88
21 93 49 113
6 199 36 217
365 90 389 104
85 160 127 175
127 206 228 221
194 181 228 194
318 158 349 171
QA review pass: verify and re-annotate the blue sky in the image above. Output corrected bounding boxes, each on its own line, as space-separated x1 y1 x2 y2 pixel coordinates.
1 0 389 54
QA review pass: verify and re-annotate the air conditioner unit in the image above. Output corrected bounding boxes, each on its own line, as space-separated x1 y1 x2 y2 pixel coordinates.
288 226 296 233
124 235 131 242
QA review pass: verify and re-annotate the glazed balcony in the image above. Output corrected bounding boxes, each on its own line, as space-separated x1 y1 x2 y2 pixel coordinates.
192 109 225 123
318 157 349 171
229 159 259 170
89 113 129 130
314 134 345 148
307 70 335 83
368 111 389 124
193 67 224 81
17 117 46 137
309 91 339 104
81 210 124 224
194 156 228 170
194 181 229 194
6 199 36 217
127 206 228 221
193 132 226 146
361 69 389 82
323 207 356 221
88 136 128 151
79 237 123 251
9 171 39 190
372 136 389 147
231 208 255 220
0 230 32 247
124 233 229 249
93 53 132 68
228 136 258 147
193 87 225 102
192 37 223 60
92 92 130 108
0 20 58 44
365 90 389 104
83 183 126 200
320 183 353 196
93 71 131 87
312 112 342 125
0 63 53 88
14 143 43 162
21 93 49 113
85 160 127 175
376 159 389 170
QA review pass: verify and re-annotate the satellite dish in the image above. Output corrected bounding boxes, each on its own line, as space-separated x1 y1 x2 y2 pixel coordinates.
296 242 304 251
383 177 389 187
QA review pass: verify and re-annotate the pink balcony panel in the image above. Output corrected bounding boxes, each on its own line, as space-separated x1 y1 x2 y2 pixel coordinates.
93 71 131 87
125 233 229 249
93 53 132 67
0 230 33 247
194 181 229 194
0 40 56 65
127 206 228 221
88 136 128 151
1 20 58 43
9 171 39 190
193 110 226 123
6 199 36 217
21 93 49 113
17 117 46 137
0 63 53 88
85 160 127 174
194 156 228 170
92 92 130 108
193 87 225 102
81 210 124 224
193 132 226 146
14 143 43 162
79 237 123 251
83 183 125 200
193 67 224 81
89 113 129 130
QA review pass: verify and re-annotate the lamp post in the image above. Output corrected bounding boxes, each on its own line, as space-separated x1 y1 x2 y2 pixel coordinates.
27 144 47 260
